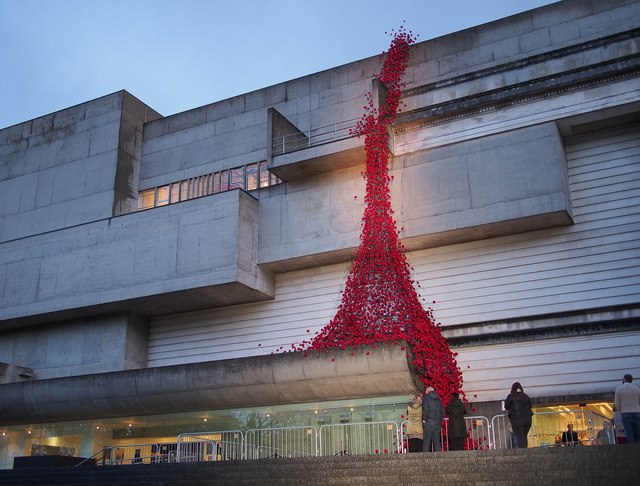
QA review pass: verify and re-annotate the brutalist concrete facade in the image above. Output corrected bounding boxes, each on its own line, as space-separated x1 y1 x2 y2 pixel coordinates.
1 0 639 429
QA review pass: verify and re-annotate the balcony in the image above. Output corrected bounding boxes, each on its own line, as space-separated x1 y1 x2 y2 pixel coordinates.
268 110 366 180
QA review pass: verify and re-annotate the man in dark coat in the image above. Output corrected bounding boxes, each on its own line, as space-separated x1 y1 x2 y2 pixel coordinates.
446 392 467 450
422 386 445 452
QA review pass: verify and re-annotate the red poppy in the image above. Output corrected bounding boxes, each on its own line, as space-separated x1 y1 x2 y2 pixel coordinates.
292 25 463 406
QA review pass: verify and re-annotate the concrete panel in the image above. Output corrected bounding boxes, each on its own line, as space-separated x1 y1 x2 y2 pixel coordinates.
0 313 149 381
260 123 573 272
0 190 274 328
0 344 417 425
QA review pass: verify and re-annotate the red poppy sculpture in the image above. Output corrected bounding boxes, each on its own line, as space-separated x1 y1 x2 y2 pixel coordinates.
296 26 463 403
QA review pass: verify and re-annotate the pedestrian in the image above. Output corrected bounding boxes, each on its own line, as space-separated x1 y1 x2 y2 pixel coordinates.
612 407 627 444
422 386 445 452
614 374 640 443
504 382 533 448
561 423 579 446
446 392 467 451
406 393 424 452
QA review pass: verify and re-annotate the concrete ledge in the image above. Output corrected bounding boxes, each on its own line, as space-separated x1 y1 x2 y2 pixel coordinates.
270 140 365 180
0 190 275 329
0 344 417 425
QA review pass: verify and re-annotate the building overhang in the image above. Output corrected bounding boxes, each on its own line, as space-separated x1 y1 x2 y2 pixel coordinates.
0 344 419 426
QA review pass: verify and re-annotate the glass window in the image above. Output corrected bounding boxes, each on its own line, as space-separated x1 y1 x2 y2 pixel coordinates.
230 168 244 190
136 162 283 212
220 170 229 192
246 163 259 191
259 161 270 188
170 183 181 203
156 186 170 206
204 174 213 196
270 173 282 186
138 189 155 210
180 181 188 201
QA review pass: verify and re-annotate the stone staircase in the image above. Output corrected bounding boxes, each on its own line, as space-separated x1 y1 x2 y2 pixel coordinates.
0 444 638 485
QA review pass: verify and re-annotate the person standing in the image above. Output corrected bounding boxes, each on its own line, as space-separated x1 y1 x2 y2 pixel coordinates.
614 374 640 443
446 392 468 451
613 407 627 444
422 386 445 452
561 423 579 446
406 393 424 452
504 382 533 448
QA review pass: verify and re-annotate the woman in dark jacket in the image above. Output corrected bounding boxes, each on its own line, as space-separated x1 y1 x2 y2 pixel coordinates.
446 392 467 450
504 382 533 448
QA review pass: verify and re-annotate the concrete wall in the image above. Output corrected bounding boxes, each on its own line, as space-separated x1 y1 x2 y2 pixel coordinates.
0 190 274 328
0 344 416 425
0 313 149 380
258 122 574 271
0 92 160 243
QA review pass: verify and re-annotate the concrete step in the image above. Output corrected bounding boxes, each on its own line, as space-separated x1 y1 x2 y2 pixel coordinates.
0 445 638 486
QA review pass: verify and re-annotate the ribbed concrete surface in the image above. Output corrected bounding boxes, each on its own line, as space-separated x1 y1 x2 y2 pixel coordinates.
1 444 638 485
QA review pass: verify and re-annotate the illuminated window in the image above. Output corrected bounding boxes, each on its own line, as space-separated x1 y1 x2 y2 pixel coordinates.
156 186 170 206
246 163 259 191
135 160 281 212
170 182 181 203
138 189 155 210
220 170 229 192
259 161 270 188
230 168 244 190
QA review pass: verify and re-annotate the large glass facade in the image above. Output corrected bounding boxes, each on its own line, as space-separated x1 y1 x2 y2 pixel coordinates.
0 395 411 469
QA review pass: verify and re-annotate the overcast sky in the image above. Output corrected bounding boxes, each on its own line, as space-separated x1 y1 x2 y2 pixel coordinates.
0 0 558 129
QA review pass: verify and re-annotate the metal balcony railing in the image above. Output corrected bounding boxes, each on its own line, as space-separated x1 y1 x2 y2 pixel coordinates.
272 118 360 156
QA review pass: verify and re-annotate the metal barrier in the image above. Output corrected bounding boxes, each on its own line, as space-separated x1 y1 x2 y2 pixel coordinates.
104 443 159 465
176 430 244 462
319 421 401 456
491 414 517 450
272 119 359 156
588 412 616 445
492 410 595 449
245 426 318 459
81 410 621 467
400 416 492 451
462 416 492 450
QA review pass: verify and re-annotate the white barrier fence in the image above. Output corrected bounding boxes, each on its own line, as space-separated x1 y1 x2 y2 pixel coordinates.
491 410 617 448
245 426 318 459
110 410 617 465
320 421 401 456
176 431 244 462
103 443 159 465
399 416 492 452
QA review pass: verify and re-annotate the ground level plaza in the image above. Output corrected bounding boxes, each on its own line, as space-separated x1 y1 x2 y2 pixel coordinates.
0 395 615 469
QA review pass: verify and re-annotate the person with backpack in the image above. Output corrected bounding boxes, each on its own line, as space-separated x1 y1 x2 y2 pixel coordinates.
504 382 533 448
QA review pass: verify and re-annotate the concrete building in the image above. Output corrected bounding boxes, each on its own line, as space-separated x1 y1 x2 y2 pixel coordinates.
1 0 639 466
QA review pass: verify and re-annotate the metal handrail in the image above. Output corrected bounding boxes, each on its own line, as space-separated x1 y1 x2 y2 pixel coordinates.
74 447 107 467
272 118 360 155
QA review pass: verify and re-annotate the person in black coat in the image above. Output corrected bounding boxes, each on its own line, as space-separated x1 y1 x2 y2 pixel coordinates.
504 382 533 448
422 386 445 452
446 392 468 451
561 423 579 445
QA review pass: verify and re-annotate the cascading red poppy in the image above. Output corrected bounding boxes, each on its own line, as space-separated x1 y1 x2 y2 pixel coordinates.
294 25 463 405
